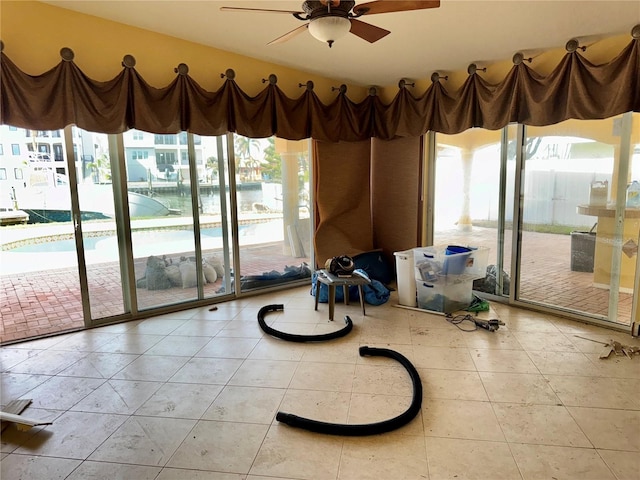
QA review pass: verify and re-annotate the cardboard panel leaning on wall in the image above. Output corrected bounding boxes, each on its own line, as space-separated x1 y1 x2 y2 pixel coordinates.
371 136 423 264
313 140 374 267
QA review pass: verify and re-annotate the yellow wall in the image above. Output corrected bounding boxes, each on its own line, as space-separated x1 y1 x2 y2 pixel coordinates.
0 1 368 103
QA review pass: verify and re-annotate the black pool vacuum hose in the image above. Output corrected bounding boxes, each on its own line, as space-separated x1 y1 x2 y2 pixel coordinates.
257 304 423 436
257 304 353 342
276 345 423 436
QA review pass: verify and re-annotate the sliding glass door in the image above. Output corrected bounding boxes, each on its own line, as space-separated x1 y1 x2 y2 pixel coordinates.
516 116 636 325
0 127 314 342
0 126 84 342
431 114 639 328
233 135 312 291
124 130 198 310
73 128 126 319
518 120 610 319
433 127 514 298
195 134 234 298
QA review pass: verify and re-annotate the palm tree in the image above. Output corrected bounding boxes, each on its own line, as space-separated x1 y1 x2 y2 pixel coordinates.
206 156 218 181
234 135 261 182
261 137 282 182
87 154 111 183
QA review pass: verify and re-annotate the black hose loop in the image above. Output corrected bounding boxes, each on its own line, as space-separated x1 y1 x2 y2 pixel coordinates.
257 304 353 343
276 346 422 436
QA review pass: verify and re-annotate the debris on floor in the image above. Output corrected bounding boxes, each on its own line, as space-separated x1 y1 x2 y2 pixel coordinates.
0 399 53 431
599 341 640 359
574 335 640 359
465 295 490 314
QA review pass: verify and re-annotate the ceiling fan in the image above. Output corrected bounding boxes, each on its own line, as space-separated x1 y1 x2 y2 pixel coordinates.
221 0 440 48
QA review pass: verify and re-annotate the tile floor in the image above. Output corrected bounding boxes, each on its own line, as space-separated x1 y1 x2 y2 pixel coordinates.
1 286 639 480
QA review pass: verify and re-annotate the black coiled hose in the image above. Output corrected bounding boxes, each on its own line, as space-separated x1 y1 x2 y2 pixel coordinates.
257 304 353 342
276 346 423 436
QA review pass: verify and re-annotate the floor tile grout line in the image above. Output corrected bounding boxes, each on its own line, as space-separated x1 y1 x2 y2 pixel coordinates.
2 287 639 479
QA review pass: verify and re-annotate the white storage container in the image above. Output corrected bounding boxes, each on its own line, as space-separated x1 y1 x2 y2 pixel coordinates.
416 278 474 313
394 250 417 307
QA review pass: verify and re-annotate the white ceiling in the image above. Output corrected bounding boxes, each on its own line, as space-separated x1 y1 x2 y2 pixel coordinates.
43 0 640 87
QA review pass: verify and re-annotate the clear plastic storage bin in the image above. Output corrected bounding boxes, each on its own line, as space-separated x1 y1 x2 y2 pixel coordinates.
416 278 474 313
413 245 489 281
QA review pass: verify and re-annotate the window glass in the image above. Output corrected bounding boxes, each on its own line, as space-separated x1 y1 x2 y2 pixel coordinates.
433 128 510 297
155 134 177 145
234 135 312 291
73 127 126 319
53 144 64 161
519 117 632 325
0 125 83 343
125 130 199 309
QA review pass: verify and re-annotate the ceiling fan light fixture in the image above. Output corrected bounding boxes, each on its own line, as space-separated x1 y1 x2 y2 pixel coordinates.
308 16 351 47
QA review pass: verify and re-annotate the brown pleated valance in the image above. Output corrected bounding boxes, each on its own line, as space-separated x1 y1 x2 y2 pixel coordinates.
1 31 639 140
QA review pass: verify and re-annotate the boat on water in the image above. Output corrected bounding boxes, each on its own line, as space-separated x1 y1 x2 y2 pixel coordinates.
11 184 176 223
0 207 30 226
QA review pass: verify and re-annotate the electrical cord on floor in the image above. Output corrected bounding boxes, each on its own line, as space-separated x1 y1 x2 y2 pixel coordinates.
446 313 479 331
445 313 504 332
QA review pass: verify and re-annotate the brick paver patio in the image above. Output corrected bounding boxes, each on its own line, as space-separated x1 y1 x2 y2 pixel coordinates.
1 240 311 344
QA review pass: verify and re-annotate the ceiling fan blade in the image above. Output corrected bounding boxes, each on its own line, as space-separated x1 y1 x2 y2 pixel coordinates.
349 18 390 43
267 24 309 45
220 6 303 15
353 0 440 15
